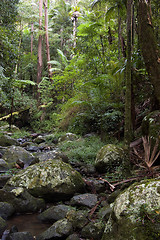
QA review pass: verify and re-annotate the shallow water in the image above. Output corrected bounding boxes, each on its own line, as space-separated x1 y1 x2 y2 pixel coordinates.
7 213 51 237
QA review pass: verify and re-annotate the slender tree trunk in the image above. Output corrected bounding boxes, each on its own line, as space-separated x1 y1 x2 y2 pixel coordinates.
37 0 43 101
44 0 52 79
124 0 133 176
124 0 133 145
138 0 160 105
31 23 34 56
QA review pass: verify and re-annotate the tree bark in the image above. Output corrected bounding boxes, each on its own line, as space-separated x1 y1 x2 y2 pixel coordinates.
37 0 43 101
124 0 133 145
44 0 52 79
31 22 34 56
138 0 160 105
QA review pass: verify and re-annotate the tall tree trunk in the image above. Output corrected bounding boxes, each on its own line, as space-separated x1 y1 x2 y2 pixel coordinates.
138 0 160 105
124 0 133 145
37 0 43 101
44 0 52 79
124 0 133 176
31 22 34 56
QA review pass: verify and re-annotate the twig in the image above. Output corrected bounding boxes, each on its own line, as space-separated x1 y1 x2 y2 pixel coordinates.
89 200 101 218
99 177 115 191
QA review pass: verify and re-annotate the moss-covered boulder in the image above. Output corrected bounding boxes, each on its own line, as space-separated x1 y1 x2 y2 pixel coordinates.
36 219 73 240
5 159 85 201
0 189 45 213
3 146 35 168
142 110 160 138
58 133 78 142
0 135 20 147
102 179 160 240
81 220 105 240
95 144 125 173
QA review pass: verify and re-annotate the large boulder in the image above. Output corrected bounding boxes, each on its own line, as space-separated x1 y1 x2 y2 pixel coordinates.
95 144 125 173
4 159 85 201
3 146 35 168
102 179 160 240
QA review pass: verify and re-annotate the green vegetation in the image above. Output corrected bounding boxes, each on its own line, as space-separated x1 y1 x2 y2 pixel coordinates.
59 135 105 164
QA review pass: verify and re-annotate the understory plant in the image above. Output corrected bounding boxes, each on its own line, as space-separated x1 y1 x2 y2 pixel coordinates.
142 136 160 173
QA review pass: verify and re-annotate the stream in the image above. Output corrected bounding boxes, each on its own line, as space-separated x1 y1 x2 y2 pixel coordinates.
6 213 51 237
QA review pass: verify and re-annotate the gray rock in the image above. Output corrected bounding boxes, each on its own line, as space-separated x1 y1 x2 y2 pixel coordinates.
5 159 85 201
58 133 78 142
0 175 12 188
36 150 69 163
0 159 9 171
0 189 45 213
66 209 88 229
38 204 73 222
0 125 19 132
6 231 34 240
97 205 112 221
0 135 20 147
81 220 105 240
36 219 73 240
33 136 45 144
0 202 15 219
102 179 160 240
0 216 6 237
66 233 81 240
3 146 35 168
95 144 125 173
70 193 98 208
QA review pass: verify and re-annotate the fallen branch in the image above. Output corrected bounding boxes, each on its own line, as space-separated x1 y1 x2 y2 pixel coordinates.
99 177 115 191
89 200 102 218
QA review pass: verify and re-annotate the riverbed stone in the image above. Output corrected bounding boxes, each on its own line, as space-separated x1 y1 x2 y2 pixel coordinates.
66 209 89 229
58 133 78 142
0 174 12 188
66 233 81 240
0 158 9 171
70 193 98 208
3 146 35 169
36 150 69 163
81 220 105 240
102 178 160 240
38 204 73 222
0 135 20 147
0 216 7 237
7 231 34 240
0 189 45 213
0 202 15 219
4 159 85 201
95 144 125 173
36 219 73 240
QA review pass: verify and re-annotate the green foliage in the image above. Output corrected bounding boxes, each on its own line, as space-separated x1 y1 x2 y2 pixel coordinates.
59 135 105 164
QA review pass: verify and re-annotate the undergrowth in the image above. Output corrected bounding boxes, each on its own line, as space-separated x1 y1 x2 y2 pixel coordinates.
58 135 105 164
